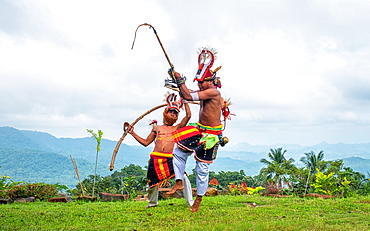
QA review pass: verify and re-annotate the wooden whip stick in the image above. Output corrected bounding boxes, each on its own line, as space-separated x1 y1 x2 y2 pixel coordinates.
109 103 167 171
131 23 177 83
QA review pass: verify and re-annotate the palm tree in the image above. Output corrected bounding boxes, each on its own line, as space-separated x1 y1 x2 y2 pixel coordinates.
260 148 295 186
260 147 290 165
300 150 325 174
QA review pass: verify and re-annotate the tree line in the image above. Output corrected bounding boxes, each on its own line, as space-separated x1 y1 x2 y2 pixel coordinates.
74 148 370 198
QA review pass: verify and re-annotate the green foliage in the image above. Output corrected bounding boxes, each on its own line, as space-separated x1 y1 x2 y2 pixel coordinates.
0 170 25 198
311 170 336 195
1 175 23 191
111 164 147 179
193 170 246 188
78 175 117 195
359 177 370 195
300 150 326 174
110 164 147 193
339 177 353 197
86 129 103 152
227 183 241 195
259 147 296 186
286 167 310 196
86 129 103 197
118 176 140 198
310 169 355 197
1 182 59 200
258 148 368 197
337 167 365 190
208 177 223 191
3 126 370 194
247 186 265 195
227 182 264 195
261 147 289 164
75 164 148 198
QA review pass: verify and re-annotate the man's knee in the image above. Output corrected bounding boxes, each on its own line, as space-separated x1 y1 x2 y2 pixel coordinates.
196 163 209 175
197 168 208 176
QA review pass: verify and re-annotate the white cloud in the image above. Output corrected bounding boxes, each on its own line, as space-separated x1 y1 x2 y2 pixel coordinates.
1 0 370 147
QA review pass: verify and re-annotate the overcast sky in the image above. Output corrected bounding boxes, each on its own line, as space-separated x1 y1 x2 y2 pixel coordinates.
1 0 370 147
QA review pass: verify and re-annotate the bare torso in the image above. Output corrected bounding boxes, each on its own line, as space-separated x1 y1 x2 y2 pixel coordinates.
152 124 179 153
199 95 222 126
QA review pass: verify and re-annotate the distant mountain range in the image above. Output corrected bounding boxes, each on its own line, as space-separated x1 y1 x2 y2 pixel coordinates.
0 126 369 188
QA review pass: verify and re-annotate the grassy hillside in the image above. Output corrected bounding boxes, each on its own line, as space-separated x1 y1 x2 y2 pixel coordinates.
1 195 369 230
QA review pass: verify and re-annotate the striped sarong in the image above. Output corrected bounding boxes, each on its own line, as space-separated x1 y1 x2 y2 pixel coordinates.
147 152 175 188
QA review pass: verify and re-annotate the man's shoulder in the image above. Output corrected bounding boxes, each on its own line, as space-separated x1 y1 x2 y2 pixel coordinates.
203 88 220 96
157 124 176 131
205 88 221 100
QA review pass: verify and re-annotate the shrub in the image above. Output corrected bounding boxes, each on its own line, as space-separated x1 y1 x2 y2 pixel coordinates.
209 177 223 191
228 183 241 195
0 175 23 190
311 171 336 195
247 186 265 195
2 183 59 200
358 178 370 195
227 182 264 195
263 182 283 195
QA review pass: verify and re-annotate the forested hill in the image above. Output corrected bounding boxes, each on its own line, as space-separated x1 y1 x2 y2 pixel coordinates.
0 127 260 187
0 126 152 188
0 126 369 188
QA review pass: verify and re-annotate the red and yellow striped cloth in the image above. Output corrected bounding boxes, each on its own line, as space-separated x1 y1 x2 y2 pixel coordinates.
172 125 201 143
148 152 174 188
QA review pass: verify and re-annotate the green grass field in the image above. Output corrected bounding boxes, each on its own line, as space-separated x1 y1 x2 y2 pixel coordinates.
1 195 369 231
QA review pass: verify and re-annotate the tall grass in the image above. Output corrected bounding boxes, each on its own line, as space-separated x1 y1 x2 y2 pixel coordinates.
1 195 369 230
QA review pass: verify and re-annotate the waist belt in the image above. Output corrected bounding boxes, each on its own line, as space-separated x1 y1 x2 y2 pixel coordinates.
196 122 223 135
150 151 173 158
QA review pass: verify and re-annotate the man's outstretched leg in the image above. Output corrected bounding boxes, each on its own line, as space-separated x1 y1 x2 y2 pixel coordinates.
190 161 209 212
166 179 184 195
167 147 190 195
190 195 202 213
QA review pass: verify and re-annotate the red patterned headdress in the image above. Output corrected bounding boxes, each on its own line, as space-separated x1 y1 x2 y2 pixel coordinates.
194 49 215 81
163 93 182 126
165 93 182 112
194 48 222 88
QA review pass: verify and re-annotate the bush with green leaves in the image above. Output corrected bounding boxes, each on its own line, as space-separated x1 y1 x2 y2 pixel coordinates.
75 164 148 199
358 178 370 195
1 182 59 200
226 182 264 195
0 172 25 198
1 175 23 191
310 169 356 197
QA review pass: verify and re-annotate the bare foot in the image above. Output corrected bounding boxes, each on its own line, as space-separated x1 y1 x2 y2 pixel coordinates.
166 181 184 195
190 196 202 213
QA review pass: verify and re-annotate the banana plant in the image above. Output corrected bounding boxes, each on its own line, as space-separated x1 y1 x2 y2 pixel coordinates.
87 129 103 197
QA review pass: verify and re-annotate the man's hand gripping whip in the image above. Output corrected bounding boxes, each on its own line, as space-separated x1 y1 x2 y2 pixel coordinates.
131 23 182 91
110 103 167 171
